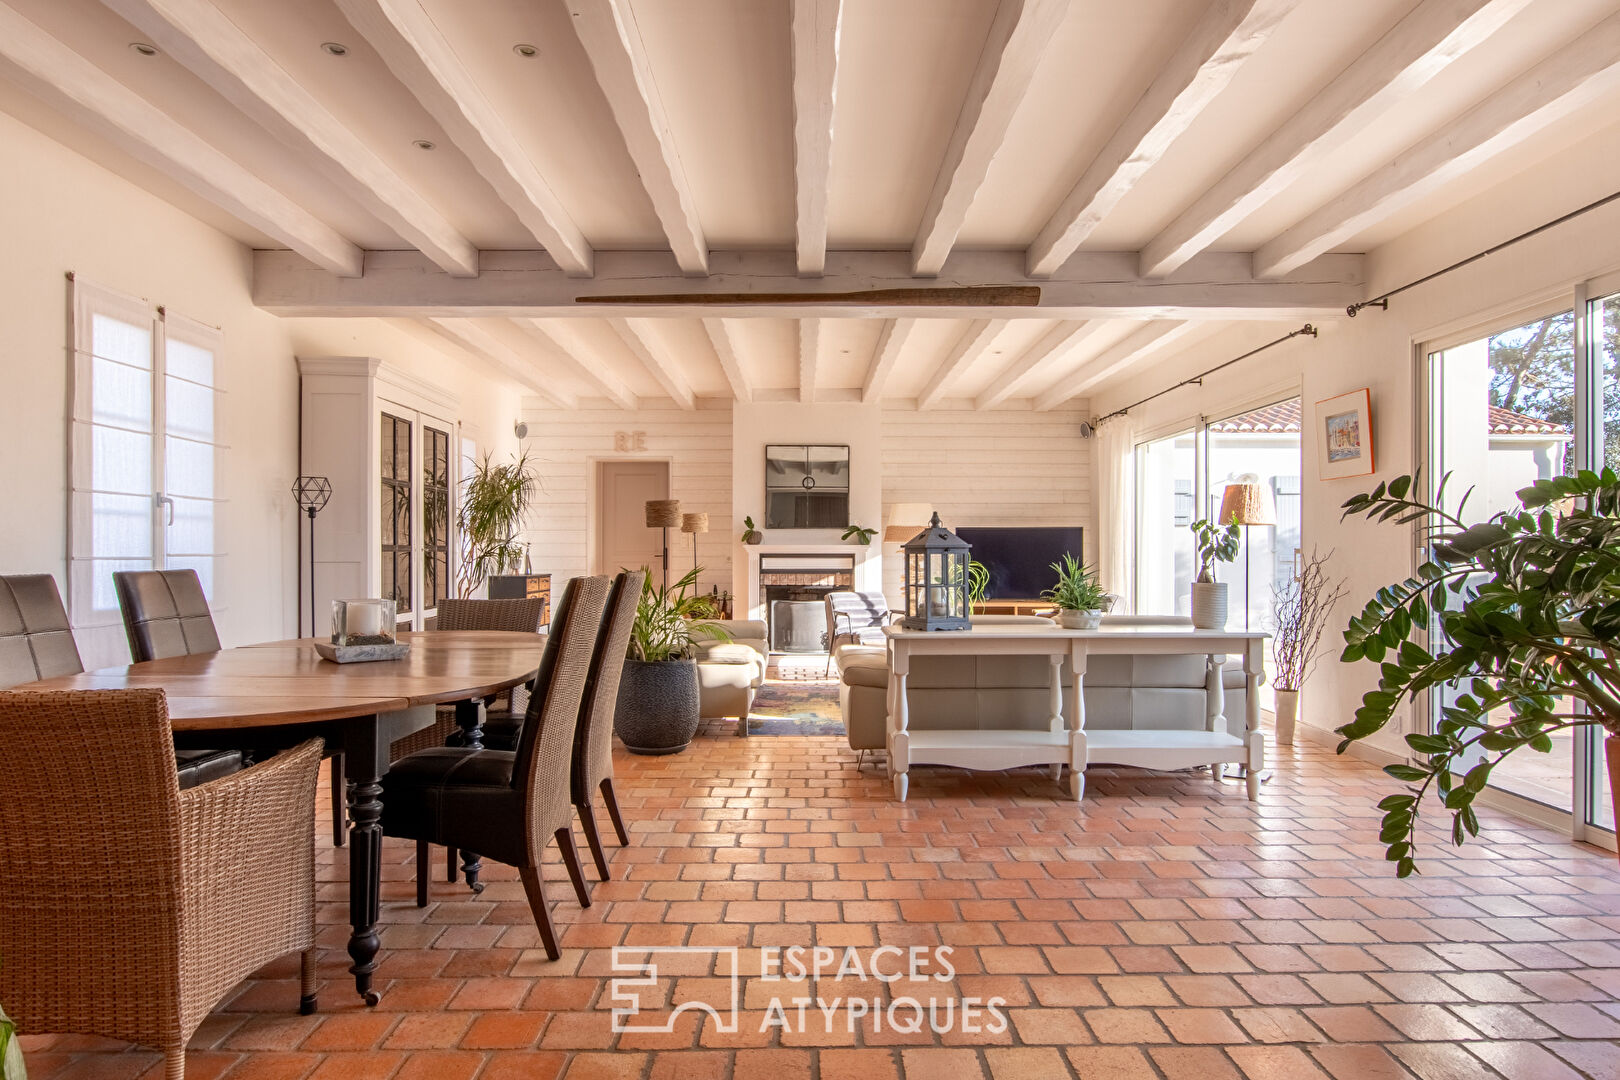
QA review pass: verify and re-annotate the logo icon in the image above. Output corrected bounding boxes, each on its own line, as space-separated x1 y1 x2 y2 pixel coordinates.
609 946 740 1034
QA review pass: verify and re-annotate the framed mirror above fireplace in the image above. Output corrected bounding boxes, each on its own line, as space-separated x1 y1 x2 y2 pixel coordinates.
764 444 850 529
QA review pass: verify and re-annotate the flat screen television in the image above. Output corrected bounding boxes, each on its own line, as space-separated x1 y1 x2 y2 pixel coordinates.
955 526 1085 601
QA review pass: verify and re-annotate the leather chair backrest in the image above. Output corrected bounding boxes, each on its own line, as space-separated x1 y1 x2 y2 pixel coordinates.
113 569 221 663
435 597 547 632
0 574 84 687
573 571 644 796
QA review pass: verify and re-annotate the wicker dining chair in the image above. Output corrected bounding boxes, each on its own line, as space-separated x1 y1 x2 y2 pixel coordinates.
0 688 323 1080
571 570 642 881
381 576 611 960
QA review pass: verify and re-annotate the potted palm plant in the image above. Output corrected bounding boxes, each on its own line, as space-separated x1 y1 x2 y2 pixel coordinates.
614 566 730 755
455 451 539 598
1189 518 1241 629
1338 468 1620 876
1043 553 1109 630
1271 549 1348 744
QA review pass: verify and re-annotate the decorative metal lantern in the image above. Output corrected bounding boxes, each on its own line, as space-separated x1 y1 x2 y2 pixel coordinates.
900 512 972 631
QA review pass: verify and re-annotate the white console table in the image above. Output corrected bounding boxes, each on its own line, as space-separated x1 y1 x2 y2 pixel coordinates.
882 623 1268 802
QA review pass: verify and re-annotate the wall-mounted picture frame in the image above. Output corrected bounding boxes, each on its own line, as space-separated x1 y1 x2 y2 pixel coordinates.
1315 388 1374 480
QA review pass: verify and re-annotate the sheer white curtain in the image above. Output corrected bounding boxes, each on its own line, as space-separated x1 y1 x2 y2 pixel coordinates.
1094 414 1136 612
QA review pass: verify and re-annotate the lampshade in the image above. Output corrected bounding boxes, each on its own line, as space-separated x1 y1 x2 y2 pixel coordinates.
883 501 933 542
680 512 709 534
645 499 682 528
1219 481 1275 526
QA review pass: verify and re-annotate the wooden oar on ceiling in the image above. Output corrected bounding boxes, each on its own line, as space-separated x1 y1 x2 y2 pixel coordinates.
576 286 1040 306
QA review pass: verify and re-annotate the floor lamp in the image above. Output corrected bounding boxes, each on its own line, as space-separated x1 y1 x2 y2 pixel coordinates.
1219 480 1276 631
681 512 708 578
645 499 681 589
291 476 332 638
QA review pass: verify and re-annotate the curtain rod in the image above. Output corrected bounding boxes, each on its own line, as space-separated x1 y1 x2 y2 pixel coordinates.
1347 188 1620 317
1095 323 1317 425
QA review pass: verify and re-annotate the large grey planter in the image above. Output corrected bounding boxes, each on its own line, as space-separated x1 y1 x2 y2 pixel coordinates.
615 657 701 755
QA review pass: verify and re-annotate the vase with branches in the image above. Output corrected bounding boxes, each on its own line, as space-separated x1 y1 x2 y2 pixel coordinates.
456 451 539 598
1270 549 1349 744
1338 467 1620 877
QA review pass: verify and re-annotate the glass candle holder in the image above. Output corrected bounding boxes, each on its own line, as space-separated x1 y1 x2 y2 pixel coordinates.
331 598 397 646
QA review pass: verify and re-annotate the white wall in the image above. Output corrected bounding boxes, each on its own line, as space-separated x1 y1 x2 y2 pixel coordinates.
0 110 521 666
1091 135 1620 757
516 401 734 594
879 405 1094 605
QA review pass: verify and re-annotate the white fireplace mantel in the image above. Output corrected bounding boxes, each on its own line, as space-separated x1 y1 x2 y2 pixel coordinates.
741 542 884 622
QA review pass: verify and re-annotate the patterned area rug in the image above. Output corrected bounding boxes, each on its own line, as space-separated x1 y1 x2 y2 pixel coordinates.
738 655 845 736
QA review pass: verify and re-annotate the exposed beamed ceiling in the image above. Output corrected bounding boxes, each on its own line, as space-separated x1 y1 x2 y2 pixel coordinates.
2 0 1617 411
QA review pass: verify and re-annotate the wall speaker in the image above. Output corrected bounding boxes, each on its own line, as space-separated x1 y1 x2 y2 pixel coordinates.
514 420 529 439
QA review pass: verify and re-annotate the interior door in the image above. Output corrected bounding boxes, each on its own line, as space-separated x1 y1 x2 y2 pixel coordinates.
597 460 670 580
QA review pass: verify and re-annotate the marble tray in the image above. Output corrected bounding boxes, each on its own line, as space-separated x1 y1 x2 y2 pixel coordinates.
314 640 412 664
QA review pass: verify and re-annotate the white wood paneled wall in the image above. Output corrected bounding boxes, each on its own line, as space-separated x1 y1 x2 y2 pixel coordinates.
516 400 734 596
879 405 1094 606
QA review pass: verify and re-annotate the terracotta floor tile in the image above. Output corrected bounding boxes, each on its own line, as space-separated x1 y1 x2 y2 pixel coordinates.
1148 1046 1243 1080
1225 1045 1334 1080
898 1048 986 1080
1063 1046 1159 1079
1153 1008 1247 1044
981 1046 1070 1080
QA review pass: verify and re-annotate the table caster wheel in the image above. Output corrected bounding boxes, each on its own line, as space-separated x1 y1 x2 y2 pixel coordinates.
299 995 317 1016
363 989 381 1007
469 880 485 895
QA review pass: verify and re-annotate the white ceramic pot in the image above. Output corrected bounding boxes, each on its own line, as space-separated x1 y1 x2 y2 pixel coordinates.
1190 582 1228 630
1056 609 1103 630
1275 688 1299 745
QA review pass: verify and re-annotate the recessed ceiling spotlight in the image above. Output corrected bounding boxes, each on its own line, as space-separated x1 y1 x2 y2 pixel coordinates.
129 42 159 56
321 41 349 56
413 139 436 151
513 43 538 57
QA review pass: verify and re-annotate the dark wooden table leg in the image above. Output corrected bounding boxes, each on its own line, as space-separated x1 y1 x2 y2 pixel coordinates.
453 699 484 892
343 715 387 1007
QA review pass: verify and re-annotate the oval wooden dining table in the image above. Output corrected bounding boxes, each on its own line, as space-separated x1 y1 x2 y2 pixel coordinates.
17 629 544 1006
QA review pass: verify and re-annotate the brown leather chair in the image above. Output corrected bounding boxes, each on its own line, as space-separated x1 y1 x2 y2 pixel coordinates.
571 571 642 881
381 576 611 960
2 573 239 789
113 568 222 663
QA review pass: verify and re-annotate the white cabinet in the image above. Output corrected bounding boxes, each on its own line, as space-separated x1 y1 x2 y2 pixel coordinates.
296 357 459 635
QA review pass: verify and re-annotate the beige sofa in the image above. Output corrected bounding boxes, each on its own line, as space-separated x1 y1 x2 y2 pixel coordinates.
839 615 1251 754
693 619 769 734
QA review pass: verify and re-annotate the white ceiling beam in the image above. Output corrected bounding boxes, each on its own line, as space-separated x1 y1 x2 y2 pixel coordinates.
611 318 696 410
862 318 917 403
975 320 1105 409
333 0 592 276
790 0 843 276
911 0 1068 276
425 318 570 405
102 0 478 277
566 0 707 275
1256 11 1620 278
512 319 635 409
917 319 1009 410
1034 321 1199 410
799 318 822 403
702 318 752 403
1026 0 1298 277
0 5 362 276
254 248 1363 320
1138 0 1534 278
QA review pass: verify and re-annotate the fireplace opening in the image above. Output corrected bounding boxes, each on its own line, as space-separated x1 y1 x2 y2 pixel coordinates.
758 553 855 653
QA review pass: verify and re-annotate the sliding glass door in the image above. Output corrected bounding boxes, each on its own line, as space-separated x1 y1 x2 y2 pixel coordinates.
1134 430 1196 616
1424 288 1618 842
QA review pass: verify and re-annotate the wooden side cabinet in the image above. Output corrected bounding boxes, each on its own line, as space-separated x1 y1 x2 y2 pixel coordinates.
489 574 551 629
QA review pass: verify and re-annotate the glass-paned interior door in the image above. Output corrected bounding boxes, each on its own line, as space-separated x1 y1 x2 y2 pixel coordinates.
1429 312 1577 815
380 413 412 619
423 425 451 619
1134 430 1197 616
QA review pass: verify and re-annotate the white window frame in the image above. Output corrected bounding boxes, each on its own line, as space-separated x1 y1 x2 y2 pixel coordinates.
67 277 227 639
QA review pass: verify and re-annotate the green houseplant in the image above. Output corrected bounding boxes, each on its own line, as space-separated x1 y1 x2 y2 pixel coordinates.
455 451 540 598
614 566 731 755
1043 553 1108 630
741 515 762 545
0 998 23 1080
967 558 991 608
841 524 877 545
1189 517 1241 629
1338 468 1620 877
